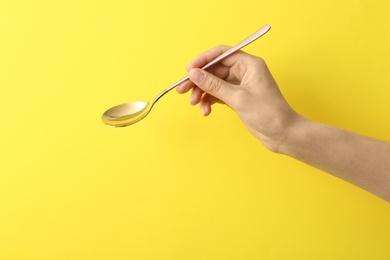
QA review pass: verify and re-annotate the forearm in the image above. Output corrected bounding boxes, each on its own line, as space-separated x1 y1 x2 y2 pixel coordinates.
278 116 390 201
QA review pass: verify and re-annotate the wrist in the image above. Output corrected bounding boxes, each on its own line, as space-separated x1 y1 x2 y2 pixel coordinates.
273 114 312 155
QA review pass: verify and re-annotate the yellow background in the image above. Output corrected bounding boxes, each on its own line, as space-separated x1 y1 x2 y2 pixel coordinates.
1 0 390 259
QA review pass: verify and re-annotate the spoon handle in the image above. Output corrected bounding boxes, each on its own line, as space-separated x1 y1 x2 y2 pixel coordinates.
201 24 271 70
152 24 271 104
153 24 271 103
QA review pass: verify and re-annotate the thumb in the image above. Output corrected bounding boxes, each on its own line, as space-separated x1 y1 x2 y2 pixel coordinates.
188 68 234 105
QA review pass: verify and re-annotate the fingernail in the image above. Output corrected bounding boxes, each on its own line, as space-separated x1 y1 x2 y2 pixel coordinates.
189 69 204 84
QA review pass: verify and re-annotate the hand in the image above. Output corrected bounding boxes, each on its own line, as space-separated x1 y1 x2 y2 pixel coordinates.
178 46 390 202
177 46 301 152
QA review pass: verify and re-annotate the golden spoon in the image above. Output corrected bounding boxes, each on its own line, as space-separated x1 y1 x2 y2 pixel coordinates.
102 24 271 127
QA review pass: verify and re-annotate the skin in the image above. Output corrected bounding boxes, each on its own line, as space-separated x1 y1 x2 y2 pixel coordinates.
177 45 390 202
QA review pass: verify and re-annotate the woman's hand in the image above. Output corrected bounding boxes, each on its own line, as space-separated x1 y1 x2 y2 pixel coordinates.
177 45 301 152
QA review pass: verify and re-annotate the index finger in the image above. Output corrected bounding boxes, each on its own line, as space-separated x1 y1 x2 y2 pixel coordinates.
186 45 231 71
186 45 251 72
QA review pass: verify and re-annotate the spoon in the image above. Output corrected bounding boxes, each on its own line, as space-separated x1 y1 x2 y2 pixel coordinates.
102 24 271 127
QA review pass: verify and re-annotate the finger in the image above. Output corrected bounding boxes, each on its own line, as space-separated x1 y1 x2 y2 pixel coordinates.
188 68 235 105
203 64 231 81
200 93 221 116
186 45 232 71
187 45 254 72
176 80 195 94
190 86 204 105
187 47 256 85
178 63 230 93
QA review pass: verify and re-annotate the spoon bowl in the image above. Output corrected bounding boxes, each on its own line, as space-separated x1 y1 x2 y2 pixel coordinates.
102 24 271 127
102 101 150 127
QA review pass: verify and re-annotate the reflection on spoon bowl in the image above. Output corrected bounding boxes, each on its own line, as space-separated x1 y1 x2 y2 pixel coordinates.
102 101 150 127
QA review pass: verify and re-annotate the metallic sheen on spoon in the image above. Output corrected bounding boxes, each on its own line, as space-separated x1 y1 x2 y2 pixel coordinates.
102 24 271 127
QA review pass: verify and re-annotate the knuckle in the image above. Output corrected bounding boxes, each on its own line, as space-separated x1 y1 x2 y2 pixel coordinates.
207 76 222 94
251 56 266 67
216 44 230 50
214 45 232 55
